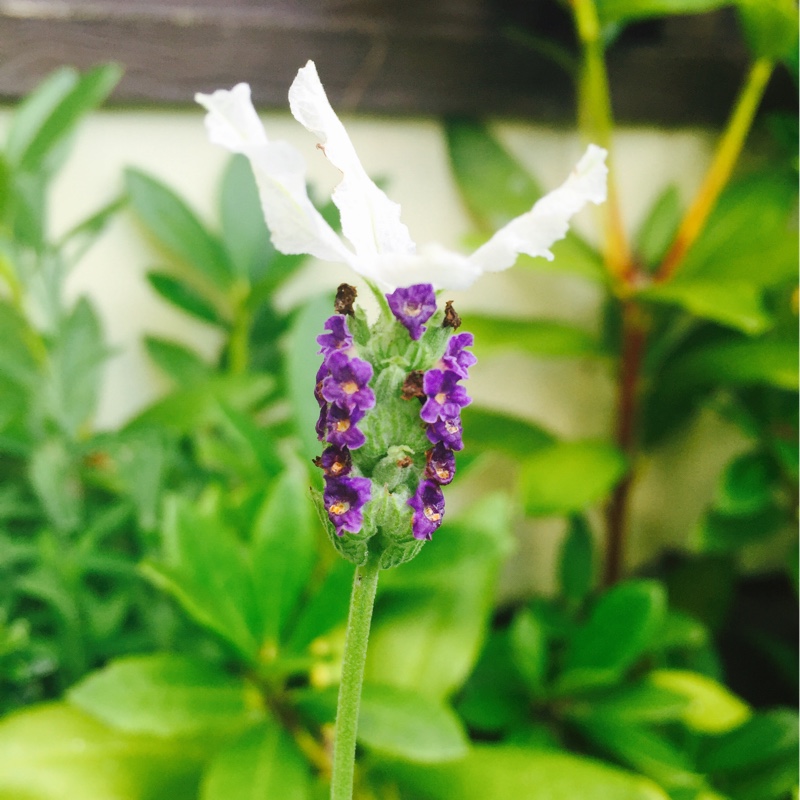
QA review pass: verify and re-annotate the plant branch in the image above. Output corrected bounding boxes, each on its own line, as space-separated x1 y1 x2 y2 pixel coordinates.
656 57 774 283
330 552 381 800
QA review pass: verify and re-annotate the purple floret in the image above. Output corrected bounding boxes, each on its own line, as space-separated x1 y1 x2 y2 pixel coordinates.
386 283 437 341
425 442 456 485
322 351 375 412
326 403 367 449
408 479 445 540
315 361 329 408
324 475 372 535
420 369 471 424
317 444 352 477
440 332 477 379
426 415 464 451
315 405 328 441
316 315 353 356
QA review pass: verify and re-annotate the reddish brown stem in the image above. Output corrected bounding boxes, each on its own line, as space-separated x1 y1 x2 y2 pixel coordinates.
604 299 648 586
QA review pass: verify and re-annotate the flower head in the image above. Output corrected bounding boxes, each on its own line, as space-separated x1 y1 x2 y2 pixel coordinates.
387 283 437 340
420 369 471 424
426 416 464 451
408 479 446 540
322 351 375 412
196 63 608 292
315 444 352 477
325 403 367 449
425 442 456 485
324 475 372 534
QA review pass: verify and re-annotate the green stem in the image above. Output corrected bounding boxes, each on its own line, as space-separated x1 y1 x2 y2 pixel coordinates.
227 284 252 375
330 552 381 800
571 0 631 281
657 57 774 283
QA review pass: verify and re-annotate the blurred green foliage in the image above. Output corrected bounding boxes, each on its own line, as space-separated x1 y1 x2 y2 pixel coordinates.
0 0 797 796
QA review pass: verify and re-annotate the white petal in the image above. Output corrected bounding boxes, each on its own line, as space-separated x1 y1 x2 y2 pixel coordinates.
196 84 352 263
288 61 416 259
360 244 482 292
469 144 608 273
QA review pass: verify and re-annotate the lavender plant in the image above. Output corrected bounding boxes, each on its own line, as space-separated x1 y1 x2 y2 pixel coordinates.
196 60 607 799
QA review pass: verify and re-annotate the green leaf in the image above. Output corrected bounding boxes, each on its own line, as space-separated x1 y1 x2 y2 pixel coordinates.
596 0 733 25
509 608 547 696
380 745 669 800
18 65 121 174
5 68 78 166
147 271 227 326
140 497 260 660
125 168 233 289
68 654 256 737
648 670 750 733
577 718 700 788
713 450 776 515
634 185 682 269
0 703 214 800
58 195 127 266
213 401 284 478
251 464 318 645
640 280 773 334
466 314 600 358
566 681 690 724
0 300 39 389
28 438 82 533
461 406 554 459
559 580 667 690
736 0 799 61
145 335 211 386
200 720 311 800
219 154 272 283
693 505 784 553
520 441 627 517
559 515 595 602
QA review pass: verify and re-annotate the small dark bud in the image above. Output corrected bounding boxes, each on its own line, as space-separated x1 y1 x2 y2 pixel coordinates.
442 301 461 330
401 370 426 400
396 455 413 468
312 455 323 469
334 283 357 316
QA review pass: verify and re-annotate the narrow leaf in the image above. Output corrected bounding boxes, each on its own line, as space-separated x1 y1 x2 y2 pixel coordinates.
147 271 227 326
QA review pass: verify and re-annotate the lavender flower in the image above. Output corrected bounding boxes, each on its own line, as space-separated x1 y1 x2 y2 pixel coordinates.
386 283 437 340
324 475 372 534
317 315 353 356
326 403 367 450
315 444 352 477
425 442 456 485
408 479 445 540
439 332 477 379
426 416 464 451
322 351 375 412
420 369 471 424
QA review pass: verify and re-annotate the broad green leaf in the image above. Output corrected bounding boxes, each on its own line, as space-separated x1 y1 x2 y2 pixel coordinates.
200 720 311 800
664 339 799 391
214 402 283 478
648 670 750 733
15 65 121 174
597 0 733 25
219 154 272 283
635 185 682 269
577 718 700 788
44 297 108 437
699 709 798 773
559 514 594 602
126 168 233 289
509 608 547 696
145 335 210 386
566 682 690 724
68 654 256 737
713 450 776 515
559 580 667 690
0 703 213 800
693 505 784 553
285 292 333 462
736 0 799 61
251 465 318 645
147 271 227 326
140 497 260 660
445 118 543 232
380 745 669 800
28 438 82 533
466 314 600 358
5 68 78 166
365 494 513 699
640 280 773 334
520 441 627 517
461 406 554 459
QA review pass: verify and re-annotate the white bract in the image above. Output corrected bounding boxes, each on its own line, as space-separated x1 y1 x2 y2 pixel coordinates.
196 61 608 292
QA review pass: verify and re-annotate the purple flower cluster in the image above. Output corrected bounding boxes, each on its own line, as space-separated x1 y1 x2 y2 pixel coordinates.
387 283 437 341
315 315 374 535
409 332 476 540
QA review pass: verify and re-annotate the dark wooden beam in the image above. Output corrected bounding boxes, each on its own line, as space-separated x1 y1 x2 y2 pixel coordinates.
0 0 794 123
